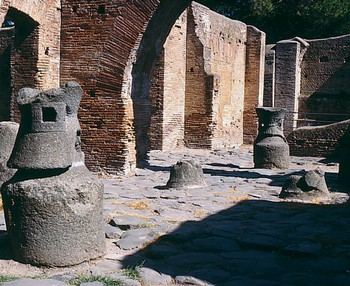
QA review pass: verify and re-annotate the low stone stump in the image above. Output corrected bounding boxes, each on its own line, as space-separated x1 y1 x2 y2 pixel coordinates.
254 107 289 169
1 166 105 266
279 168 330 201
166 160 206 188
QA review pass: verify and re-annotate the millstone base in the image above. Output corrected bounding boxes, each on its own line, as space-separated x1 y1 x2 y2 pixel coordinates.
166 160 206 188
1 166 105 266
254 137 289 169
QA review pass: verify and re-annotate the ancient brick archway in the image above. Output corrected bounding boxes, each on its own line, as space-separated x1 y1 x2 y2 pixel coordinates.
61 0 191 173
131 0 192 165
0 0 61 120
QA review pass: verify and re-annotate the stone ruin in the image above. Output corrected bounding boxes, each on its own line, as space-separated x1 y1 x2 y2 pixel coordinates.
0 82 105 266
279 168 330 201
254 107 289 169
166 160 206 189
0 121 19 186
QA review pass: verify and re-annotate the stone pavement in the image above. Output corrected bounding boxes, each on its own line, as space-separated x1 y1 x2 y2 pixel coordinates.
1 146 350 285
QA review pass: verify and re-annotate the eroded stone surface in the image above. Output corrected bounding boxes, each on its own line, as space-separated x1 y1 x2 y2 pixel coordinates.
166 160 206 188
279 168 331 201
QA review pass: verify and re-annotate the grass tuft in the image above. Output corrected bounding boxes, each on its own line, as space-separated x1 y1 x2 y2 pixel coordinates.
122 261 144 281
67 275 123 286
0 275 19 283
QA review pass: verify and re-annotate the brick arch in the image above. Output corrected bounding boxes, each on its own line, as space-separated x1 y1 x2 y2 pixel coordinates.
0 1 56 25
1 0 61 119
131 0 192 165
60 0 191 173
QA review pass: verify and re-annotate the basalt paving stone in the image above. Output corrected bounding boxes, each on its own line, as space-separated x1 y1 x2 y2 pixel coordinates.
186 268 232 284
163 252 221 267
1 147 349 286
186 237 240 252
220 278 280 286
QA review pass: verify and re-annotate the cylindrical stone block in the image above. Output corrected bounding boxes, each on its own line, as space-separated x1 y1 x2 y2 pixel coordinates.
254 107 289 169
1 166 105 266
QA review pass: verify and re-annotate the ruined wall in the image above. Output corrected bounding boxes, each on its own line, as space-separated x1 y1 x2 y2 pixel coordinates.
61 0 191 173
274 38 309 135
149 49 165 150
185 4 211 149
300 34 350 123
0 0 61 121
149 12 187 151
263 45 275 107
243 25 265 144
185 2 247 149
287 119 350 157
61 0 159 173
0 27 14 121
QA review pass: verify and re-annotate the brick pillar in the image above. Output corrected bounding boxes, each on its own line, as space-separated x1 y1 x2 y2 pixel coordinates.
263 45 275 107
275 38 309 135
243 26 265 144
275 40 299 134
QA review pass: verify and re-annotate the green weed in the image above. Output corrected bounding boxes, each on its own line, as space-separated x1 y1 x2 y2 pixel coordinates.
67 275 123 286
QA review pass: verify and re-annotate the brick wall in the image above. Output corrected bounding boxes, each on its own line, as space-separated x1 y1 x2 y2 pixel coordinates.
185 2 248 149
149 12 187 151
1 0 60 122
61 0 191 173
0 27 14 121
243 25 265 144
149 49 165 150
162 12 187 150
61 0 160 173
263 44 275 107
185 4 211 148
287 119 350 157
274 40 302 134
300 34 350 123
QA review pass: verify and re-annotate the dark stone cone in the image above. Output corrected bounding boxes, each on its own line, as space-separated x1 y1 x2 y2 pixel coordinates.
166 160 206 188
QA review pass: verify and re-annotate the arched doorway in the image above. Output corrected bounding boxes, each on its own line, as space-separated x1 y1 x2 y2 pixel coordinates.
131 0 191 166
0 7 39 121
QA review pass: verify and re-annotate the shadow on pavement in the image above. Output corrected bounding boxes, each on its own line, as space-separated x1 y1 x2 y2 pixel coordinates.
122 199 350 285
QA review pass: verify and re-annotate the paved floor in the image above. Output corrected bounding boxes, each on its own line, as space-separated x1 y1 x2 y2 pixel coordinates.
1 146 350 285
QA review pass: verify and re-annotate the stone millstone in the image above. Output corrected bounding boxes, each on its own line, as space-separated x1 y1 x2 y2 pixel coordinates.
279 168 330 201
1 166 105 266
254 107 289 169
166 160 206 188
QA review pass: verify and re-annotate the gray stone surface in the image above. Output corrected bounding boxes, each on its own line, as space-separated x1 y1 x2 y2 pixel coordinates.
139 267 173 285
0 147 349 286
0 122 19 186
1 166 105 266
254 107 289 169
280 168 331 201
116 228 158 250
166 160 206 188
1 278 68 286
80 282 104 286
110 215 146 230
105 224 123 239
8 81 83 169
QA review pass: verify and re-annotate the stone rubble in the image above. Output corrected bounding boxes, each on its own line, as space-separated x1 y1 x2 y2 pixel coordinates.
1 147 350 285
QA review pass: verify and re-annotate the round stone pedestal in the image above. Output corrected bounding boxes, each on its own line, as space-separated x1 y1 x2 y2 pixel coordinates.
1 166 105 266
254 136 289 169
254 107 289 169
